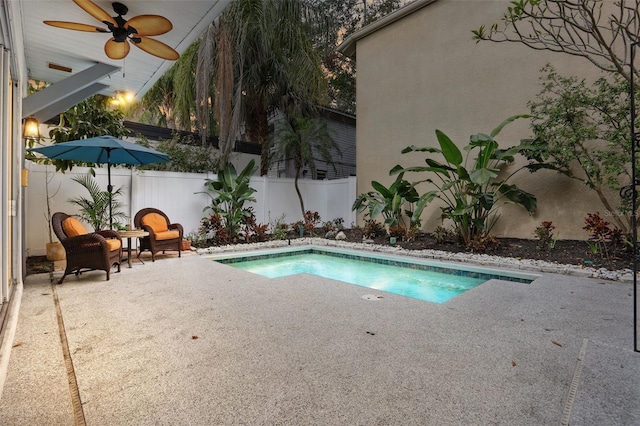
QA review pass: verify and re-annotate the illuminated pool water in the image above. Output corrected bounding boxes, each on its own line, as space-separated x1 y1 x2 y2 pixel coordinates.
212 247 536 304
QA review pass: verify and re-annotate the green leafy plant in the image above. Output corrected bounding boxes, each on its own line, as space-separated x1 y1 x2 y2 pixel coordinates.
525 65 635 232
185 230 208 248
392 115 538 246
268 212 289 240
67 173 127 231
137 133 220 173
322 220 335 234
533 221 557 251
199 214 229 246
431 225 455 244
406 225 421 242
362 220 386 239
200 160 257 242
352 172 436 230
48 95 128 173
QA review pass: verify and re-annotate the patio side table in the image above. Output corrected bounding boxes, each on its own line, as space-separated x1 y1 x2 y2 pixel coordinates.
117 229 149 268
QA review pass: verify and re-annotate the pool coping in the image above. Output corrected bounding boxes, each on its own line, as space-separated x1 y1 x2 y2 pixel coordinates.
205 245 540 284
197 237 632 282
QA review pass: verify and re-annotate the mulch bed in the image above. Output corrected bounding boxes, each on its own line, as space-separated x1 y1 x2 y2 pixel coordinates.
26 231 633 276
333 230 632 272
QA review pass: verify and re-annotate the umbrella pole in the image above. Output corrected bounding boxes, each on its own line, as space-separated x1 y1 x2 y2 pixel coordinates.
107 154 113 230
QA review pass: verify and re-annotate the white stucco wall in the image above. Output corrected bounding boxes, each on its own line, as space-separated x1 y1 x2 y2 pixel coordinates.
353 0 616 239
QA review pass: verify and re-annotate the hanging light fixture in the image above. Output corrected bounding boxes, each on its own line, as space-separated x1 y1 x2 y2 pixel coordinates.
110 90 134 108
22 116 40 141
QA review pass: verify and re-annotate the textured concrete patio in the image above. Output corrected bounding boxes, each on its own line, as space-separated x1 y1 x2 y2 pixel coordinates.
1 247 638 425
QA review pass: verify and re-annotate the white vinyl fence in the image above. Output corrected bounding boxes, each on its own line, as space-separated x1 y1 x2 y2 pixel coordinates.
25 162 357 256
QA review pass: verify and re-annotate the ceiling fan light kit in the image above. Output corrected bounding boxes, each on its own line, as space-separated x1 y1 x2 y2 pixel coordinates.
43 0 179 61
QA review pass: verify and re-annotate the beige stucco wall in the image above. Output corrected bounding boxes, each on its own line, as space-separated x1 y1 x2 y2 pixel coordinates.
353 0 619 240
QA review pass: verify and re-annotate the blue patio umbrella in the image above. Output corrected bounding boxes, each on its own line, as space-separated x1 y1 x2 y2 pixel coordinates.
28 136 170 229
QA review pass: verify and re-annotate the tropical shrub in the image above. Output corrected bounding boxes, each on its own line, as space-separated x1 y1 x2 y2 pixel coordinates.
352 172 436 230
67 173 127 231
583 212 623 258
392 115 538 246
431 225 455 244
201 160 257 241
137 133 220 173
526 65 635 232
363 220 386 239
388 225 407 239
533 221 557 251
468 235 500 253
48 95 128 173
199 214 229 246
268 213 289 240
241 207 269 243
332 217 345 230
303 211 321 235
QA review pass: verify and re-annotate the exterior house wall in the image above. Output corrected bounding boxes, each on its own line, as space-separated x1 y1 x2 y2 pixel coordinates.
344 0 612 239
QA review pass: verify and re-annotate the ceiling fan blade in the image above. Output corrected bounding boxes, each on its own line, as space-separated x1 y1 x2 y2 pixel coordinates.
73 0 117 26
131 36 179 60
44 20 108 33
125 15 173 36
105 38 130 60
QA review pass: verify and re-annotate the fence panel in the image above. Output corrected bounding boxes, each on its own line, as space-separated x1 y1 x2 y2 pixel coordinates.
25 162 356 255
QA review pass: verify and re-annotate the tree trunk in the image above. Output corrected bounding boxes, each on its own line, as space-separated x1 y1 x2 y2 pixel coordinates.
294 167 305 219
594 188 629 232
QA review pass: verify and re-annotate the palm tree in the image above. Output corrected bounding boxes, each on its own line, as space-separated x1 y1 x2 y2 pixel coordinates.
196 0 326 173
271 115 340 217
68 174 127 231
136 41 202 132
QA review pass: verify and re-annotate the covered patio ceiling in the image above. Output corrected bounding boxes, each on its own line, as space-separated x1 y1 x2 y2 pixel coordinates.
13 0 230 121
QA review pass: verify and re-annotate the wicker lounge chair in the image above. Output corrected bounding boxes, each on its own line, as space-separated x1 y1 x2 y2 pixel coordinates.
134 208 183 262
51 212 122 284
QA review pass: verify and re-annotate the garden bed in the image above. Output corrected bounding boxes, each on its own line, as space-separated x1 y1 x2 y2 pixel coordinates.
26 231 632 276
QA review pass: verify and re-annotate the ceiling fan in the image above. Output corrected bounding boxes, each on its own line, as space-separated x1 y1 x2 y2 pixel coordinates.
44 0 180 61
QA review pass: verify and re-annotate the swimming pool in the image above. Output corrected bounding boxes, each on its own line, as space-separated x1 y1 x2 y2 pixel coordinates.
210 246 538 303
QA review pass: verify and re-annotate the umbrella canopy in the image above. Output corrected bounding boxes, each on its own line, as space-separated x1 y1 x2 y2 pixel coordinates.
29 136 170 229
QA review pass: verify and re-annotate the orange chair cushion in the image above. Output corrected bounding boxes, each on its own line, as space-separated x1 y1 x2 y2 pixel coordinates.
106 239 121 251
62 217 88 237
155 230 180 241
141 213 168 233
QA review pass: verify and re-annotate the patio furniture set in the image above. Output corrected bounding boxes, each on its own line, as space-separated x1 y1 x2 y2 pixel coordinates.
51 207 183 284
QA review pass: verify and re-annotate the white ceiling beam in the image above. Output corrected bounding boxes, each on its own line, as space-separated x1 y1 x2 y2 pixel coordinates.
22 62 120 119
31 83 109 123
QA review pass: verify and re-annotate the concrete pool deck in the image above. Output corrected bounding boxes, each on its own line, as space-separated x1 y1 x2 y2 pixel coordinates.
1 247 639 424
